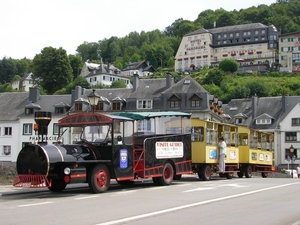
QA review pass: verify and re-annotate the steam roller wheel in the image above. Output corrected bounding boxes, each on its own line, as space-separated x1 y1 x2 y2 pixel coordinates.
88 164 110 193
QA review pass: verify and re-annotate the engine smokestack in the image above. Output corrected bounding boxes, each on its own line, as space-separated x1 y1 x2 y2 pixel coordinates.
34 111 52 143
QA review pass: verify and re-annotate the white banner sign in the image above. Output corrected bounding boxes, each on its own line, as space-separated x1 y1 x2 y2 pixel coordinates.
155 142 184 159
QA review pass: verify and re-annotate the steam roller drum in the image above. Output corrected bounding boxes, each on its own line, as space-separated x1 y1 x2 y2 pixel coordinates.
16 144 68 176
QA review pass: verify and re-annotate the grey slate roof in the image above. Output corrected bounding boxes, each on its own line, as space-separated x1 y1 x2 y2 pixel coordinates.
0 91 72 121
185 23 267 36
128 78 171 99
162 75 208 94
0 92 29 121
222 95 300 130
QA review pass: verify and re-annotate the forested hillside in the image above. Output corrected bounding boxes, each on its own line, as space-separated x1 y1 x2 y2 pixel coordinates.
0 0 300 103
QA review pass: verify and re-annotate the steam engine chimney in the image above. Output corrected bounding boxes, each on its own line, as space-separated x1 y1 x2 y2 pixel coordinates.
34 111 52 144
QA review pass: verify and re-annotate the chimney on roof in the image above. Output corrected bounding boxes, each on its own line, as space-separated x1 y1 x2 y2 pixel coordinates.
214 21 216 28
29 87 40 103
252 94 257 119
282 94 288 113
132 73 139 92
75 85 82 100
166 73 172 89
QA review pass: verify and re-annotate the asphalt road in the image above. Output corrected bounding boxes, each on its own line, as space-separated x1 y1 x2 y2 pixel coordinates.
1 175 300 225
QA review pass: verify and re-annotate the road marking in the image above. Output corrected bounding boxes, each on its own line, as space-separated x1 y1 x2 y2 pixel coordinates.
183 187 216 192
111 190 137 197
95 182 300 225
146 186 168 191
215 183 249 189
75 195 101 200
17 202 53 207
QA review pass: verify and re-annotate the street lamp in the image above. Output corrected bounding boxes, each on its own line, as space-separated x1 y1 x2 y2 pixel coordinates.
290 145 295 178
87 89 100 113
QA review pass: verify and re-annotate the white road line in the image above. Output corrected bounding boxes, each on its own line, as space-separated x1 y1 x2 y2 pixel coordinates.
96 182 300 225
183 187 216 192
146 186 168 191
17 202 53 207
111 190 137 197
75 195 101 200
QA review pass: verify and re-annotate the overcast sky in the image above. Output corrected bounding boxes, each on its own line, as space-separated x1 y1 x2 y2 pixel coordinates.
0 0 276 59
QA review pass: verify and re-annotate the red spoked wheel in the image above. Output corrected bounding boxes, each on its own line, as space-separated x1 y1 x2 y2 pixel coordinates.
153 162 174 186
88 164 110 193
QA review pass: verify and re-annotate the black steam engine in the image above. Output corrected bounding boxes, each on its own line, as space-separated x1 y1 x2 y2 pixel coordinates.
14 111 192 193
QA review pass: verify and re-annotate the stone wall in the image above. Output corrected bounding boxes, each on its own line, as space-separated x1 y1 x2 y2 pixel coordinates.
0 162 17 185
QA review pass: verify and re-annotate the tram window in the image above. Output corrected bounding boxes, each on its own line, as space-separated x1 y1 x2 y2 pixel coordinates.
191 127 204 142
239 134 248 146
206 130 217 145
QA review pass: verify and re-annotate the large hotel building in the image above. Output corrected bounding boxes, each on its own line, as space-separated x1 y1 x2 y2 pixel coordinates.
175 23 278 72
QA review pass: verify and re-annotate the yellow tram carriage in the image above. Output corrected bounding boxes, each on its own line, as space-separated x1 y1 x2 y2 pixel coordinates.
237 126 274 178
165 118 239 180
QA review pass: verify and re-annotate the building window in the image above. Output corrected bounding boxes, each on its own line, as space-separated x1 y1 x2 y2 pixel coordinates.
292 118 300 126
23 124 32 135
285 132 297 141
3 146 11 155
55 107 64 114
53 123 59 135
235 118 242 124
94 102 104 111
112 102 121 111
4 127 12 136
25 108 34 115
170 101 179 108
256 119 271 124
191 100 200 107
137 100 152 109
75 103 82 111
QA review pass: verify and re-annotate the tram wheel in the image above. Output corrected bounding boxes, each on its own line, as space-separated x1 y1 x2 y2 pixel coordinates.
88 164 110 193
245 165 252 178
48 179 66 192
154 162 174 186
225 166 234 179
237 171 244 178
261 172 268 178
237 167 244 178
199 165 211 181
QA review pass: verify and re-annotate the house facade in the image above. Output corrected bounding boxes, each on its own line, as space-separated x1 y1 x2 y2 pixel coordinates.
278 31 300 72
11 73 35 92
175 23 278 73
80 61 132 88
120 61 155 77
222 95 300 168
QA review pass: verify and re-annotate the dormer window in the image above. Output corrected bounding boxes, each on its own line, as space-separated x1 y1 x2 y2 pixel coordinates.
94 102 104 111
25 102 41 115
25 108 34 115
75 103 82 111
112 102 121 111
256 119 271 124
137 100 152 109
190 94 202 107
55 107 64 114
169 94 180 108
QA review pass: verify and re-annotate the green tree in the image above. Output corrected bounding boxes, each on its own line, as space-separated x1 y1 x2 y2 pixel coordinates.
32 47 73 94
69 54 83 79
218 59 239 74
203 68 226 86
111 80 126 88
